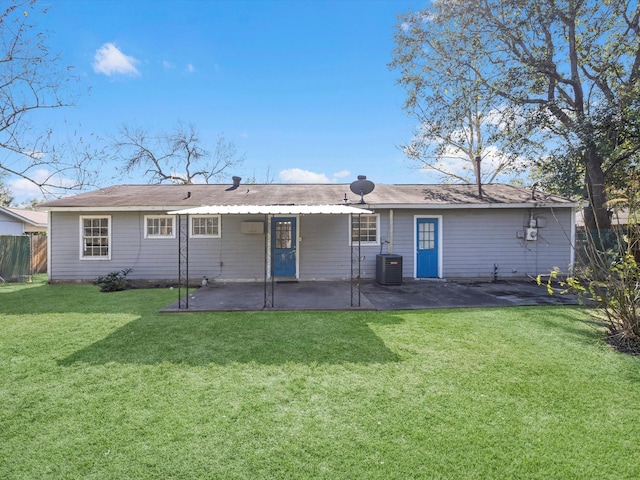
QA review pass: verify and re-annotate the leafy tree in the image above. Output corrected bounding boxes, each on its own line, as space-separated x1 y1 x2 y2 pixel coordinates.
391 19 534 184
393 0 640 231
0 0 95 196
113 123 245 184
0 172 14 206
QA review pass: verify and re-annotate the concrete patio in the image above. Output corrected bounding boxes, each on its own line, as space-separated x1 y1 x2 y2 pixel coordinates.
161 278 580 312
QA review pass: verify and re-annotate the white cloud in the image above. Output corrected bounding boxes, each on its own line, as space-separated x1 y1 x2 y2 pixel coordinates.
162 60 175 69
21 149 46 160
8 176 42 200
333 170 351 179
93 43 140 76
279 168 352 183
280 168 330 183
186 63 195 73
418 144 526 183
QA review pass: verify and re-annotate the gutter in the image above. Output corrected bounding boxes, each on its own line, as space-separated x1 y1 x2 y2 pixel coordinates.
38 201 581 213
371 202 581 210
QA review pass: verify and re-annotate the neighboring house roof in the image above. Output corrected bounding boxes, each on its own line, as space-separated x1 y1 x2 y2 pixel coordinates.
38 183 578 212
0 206 48 227
576 208 635 228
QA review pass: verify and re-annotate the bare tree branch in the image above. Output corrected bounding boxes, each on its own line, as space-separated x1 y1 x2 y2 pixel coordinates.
0 0 97 198
113 122 245 184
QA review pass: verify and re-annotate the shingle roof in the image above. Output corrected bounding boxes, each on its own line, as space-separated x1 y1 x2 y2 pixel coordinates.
1 207 48 226
38 183 577 210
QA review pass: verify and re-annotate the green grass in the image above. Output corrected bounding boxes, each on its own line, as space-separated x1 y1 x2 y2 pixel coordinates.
1 277 639 479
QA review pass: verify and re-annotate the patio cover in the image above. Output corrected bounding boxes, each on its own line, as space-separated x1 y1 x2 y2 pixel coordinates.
168 204 373 215
169 203 372 309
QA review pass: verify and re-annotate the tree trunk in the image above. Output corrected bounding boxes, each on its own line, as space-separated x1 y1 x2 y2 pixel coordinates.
583 145 611 232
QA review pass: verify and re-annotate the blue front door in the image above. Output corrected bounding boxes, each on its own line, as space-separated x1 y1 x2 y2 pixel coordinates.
272 217 296 277
416 218 439 278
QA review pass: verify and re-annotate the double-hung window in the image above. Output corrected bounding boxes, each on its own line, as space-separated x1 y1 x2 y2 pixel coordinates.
80 216 111 259
145 215 175 239
190 215 220 238
350 214 379 245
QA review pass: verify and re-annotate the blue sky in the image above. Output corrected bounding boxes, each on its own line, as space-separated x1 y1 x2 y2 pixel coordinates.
9 0 430 201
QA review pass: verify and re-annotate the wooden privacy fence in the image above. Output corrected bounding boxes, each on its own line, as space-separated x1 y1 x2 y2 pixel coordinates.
31 234 47 274
0 234 47 282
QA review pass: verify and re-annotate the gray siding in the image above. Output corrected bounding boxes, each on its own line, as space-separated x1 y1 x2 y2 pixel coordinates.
388 208 573 280
297 214 381 280
49 212 267 282
214 215 266 280
298 215 349 279
0 212 24 235
49 207 573 282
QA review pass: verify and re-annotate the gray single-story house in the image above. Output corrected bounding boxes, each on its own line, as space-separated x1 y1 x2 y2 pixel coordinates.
0 207 49 279
38 180 578 285
0 206 48 235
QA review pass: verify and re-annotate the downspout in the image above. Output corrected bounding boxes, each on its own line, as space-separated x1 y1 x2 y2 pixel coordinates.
388 209 394 253
46 210 52 282
570 206 576 272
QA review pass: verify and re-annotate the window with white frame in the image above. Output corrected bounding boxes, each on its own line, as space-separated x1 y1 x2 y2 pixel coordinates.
190 215 220 238
350 214 379 245
145 215 175 238
80 216 111 259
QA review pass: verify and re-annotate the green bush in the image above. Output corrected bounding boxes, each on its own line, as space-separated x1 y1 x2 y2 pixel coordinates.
93 268 132 292
540 229 640 354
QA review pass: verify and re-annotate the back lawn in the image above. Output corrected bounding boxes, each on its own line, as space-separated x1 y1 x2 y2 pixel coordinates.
1 277 639 479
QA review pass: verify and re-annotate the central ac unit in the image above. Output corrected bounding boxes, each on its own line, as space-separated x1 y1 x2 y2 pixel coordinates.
376 254 403 285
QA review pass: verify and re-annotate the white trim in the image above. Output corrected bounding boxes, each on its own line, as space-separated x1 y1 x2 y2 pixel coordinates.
144 215 176 239
348 213 380 246
189 215 221 238
373 202 579 210
388 209 394 253
79 215 111 260
570 207 576 270
413 215 443 279
41 203 578 213
169 204 373 215
47 211 52 280
41 206 189 213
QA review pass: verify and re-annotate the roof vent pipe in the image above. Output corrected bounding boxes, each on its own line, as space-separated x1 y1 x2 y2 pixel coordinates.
226 176 242 191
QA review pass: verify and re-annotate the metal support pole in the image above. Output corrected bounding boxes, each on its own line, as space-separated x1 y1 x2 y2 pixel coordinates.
178 214 189 309
350 213 362 307
350 215 353 306
358 214 362 306
270 216 275 308
263 214 274 308
263 214 269 308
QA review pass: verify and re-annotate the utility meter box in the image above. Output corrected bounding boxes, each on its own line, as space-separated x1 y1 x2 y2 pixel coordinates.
525 228 538 241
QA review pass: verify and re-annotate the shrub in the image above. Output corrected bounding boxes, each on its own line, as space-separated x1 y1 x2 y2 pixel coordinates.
539 220 640 354
93 268 132 292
